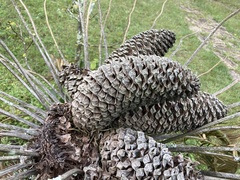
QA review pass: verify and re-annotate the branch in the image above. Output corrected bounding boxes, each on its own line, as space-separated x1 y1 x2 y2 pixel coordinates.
0 91 46 118
168 144 240 153
170 31 198 58
0 108 39 128
198 60 222 77
184 8 240 66
97 0 108 65
0 163 34 178
122 0 137 43
0 130 33 140
0 155 20 161
201 170 240 180
151 0 168 29
44 0 66 62
78 0 90 69
0 144 39 157
50 168 82 180
161 112 240 143
213 79 239 96
228 102 240 109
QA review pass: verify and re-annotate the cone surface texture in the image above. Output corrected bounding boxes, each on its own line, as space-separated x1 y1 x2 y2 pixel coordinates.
117 92 228 134
67 55 200 132
99 128 203 179
105 29 176 64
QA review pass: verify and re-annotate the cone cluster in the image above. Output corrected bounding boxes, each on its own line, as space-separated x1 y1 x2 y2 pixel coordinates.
69 55 200 132
105 29 176 64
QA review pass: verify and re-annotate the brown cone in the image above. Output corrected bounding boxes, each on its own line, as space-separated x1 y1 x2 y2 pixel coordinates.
70 55 200 132
117 92 228 135
105 29 176 64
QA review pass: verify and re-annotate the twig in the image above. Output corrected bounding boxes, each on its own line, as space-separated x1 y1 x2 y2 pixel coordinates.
151 0 168 29
0 144 38 157
198 60 222 77
0 108 39 128
44 0 66 62
0 93 44 124
228 102 240 109
97 0 108 65
170 31 198 58
213 79 239 96
0 122 38 136
0 131 33 140
50 168 82 180
78 0 90 69
11 0 65 101
0 163 34 177
201 170 240 180
0 155 20 161
197 125 240 134
8 169 37 180
0 91 46 118
122 0 137 43
168 144 240 153
161 112 240 143
184 8 240 66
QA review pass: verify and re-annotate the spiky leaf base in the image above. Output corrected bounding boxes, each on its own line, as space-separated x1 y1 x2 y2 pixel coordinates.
117 92 228 134
105 29 176 64
68 55 200 132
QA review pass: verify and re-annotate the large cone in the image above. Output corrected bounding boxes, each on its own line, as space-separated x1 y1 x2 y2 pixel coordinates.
99 128 203 179
69 55 200 132
105 29 176 64
117 92 228 135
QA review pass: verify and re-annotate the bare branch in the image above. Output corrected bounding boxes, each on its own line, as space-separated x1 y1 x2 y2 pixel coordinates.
184 8 240 66
170 31 198 58
201 170 240 180
0 91 46 118
0 155 20 161
161 112 240 143
213 79 239 96
78 0 90 69
168 144 240 153
0 108 39 128
0 122 39 136
0 163 34 178
8 169 37 180
11 0 65 99
50 168 82 180
0 92 44 124
97 0 108 65
0 144 38 157
198 60 222 77
228 102 240 109
44 0 67 62
0 131 33 140
151 0 168 29
122 0 137 43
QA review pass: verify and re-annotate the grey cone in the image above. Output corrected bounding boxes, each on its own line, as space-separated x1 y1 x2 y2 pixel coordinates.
117 92 228 135
99 128 203 179
105 29 176 64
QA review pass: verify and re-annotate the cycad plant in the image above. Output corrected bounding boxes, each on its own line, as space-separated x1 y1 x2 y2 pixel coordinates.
0 1 240 179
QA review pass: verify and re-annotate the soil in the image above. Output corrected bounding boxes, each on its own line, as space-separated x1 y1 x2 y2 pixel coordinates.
180 5 240 81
